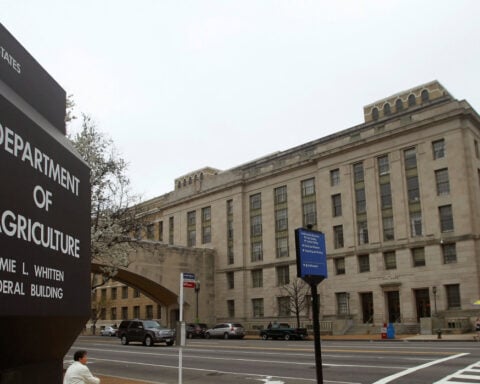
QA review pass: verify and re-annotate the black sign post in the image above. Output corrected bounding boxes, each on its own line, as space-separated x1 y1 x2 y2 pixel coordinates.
295 226 328 384
0 24 91 383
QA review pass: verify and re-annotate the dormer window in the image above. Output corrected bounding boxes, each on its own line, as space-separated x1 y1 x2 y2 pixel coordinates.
421 89 429 103
408 94 416 107
395 99 403 112
383 103 391 116
372 107 379 120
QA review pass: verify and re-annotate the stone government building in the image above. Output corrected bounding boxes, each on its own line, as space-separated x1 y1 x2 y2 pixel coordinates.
102 80 480 334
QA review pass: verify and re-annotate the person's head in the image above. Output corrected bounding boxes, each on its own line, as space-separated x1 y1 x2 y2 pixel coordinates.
73 350 88 365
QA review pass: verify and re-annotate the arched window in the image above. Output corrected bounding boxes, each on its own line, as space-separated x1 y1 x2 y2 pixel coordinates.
421 89 429 103
183 179 187 186
408 94 416 107
383 103 391 116
194 174 198 182
395 99 403 112
372 107 379 120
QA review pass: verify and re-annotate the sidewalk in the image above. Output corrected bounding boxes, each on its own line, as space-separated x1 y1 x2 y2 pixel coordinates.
320 332 478 342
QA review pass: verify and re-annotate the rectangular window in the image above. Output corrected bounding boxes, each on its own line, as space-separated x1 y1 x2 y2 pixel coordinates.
133 306 140 318
276 265 290 286
383 216 394 241
412 247 425 267
358 220 369 245
335 257 345 275
226 272 234 289
100 308 106 320
146 224 154 240
355 188 366 214
146 305 153 320
442 243 457 264
252 298 264 318
121 286 128 299
446 284 461 309
227 221 233 240
251 269 263 288
302 201 317 227
227 300 235 318
187 229 196 247
380 183 392 208
330 168 340 186
111 307 117 320
133 289 141 298
384 251 396 270
274 185 287 204
358 254 370 272
202 206 212 244
439 205 454 232
187 211 196 226
333 225 344 249
227 245 234 265
202 226 211 244
332 194 342 217
410 211 423 237
227 199 233 215
250 193 262 210
251 241 263 262
336 292 349 315
158 221 163 242
404 147 417 169
278 296 291 316
276 236 289 258
353 162 364 183
275 208 288 231
187 210 197 246
157 304 162 319
435 168 450 196
101 288 107 300
407 176 420 203
378 155 390 175
121 306 128 320
168 217 174 245
111 287 117 300
301 178 315 197
432 139 446 159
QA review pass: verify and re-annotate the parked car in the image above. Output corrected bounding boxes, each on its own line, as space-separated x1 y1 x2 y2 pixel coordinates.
205 323 245 339
259 322 308 340
100 325 118 337
186 323 208 339
117 319 175 346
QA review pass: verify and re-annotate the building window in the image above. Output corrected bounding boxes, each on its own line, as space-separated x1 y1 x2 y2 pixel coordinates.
358 254 370 272
111 307 117 320
357 220 369 245
121 286 128 299
380 183 392 208
227 245 234 265
301 178 315 196
412 247 425 267
146 224 154 240
336 292 349 315
202 226 211 244
276 265 290 286
251 269 263 288
101 288 107 301
355 188 366 214
275 208 288 231
227 221 233 240
443 243 457 264
330 168 340 186
111 287 117 300
133 289 141 298
158 221 163 242
439 205 454 232
383 103 391 116
187 229 196 247
133 306 140 318
157 305 162 319
395 98 403 112
408 94 416 107
435 168 450 196
421 89 430 102
251 242 263 262
250 215 262 236
168 217 174 245
404 147 417 169
384 251 396 270
202 206 212 244
335 258 345 275
372 107 379 120
445 284 461 309
100 307 106 320
407 176 420 203
121 307 128 320
302 201 317 227
276 236 289 258
378 155 389 175
432 139 445 159
383 216 394 241
187 211 196 226
227 199 233 215
333 225 344 249
278 296 291 317
274 185 287 204
476 140 480 159
146 305 153 320
226 272 234 289
227 300 235 318
331 194 342 217
410 211 423 237
252 298 264 318
250 193 262 210
353 162 364 183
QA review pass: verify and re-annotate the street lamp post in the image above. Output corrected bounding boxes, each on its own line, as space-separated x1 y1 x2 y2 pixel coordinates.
432 286 437 316
195 280 200 321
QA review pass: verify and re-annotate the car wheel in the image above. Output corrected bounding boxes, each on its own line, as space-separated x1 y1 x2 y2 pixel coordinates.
144 335 153 346
284 334 290 341
121 335 129 345
205 333 211 339
223 333 229 340
261 334 268 340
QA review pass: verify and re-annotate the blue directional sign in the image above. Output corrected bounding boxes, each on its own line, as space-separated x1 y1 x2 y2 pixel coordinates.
295 228 327 284
182 272 195 281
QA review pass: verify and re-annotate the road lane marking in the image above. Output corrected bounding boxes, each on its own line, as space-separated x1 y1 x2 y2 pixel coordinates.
433 361 480 383
372 353 469 384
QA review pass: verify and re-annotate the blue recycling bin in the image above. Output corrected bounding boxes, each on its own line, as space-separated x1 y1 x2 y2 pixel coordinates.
387 323 395 339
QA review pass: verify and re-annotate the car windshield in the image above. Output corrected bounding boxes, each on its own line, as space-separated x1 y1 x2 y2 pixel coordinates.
143 321 162 329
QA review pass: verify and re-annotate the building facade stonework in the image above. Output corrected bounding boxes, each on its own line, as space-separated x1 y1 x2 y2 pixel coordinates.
135 81 480 333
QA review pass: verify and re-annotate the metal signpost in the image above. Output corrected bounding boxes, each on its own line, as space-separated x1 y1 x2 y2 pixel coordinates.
295 227 327 384
178 272 195 384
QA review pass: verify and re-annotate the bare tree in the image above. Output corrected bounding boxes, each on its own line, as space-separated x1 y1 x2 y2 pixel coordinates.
279 278 310 328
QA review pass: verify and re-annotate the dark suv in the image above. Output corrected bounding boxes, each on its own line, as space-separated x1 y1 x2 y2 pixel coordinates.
186 323 208 339
118 319 175 346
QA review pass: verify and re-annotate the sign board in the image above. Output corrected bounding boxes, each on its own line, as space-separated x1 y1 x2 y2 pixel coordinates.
182 272 195 281
183 281 196 288
295 227 327 285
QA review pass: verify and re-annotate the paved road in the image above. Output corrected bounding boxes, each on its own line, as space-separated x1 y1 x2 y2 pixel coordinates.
65 336 480 384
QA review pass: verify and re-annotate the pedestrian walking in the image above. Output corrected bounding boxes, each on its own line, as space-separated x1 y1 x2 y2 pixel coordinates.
63 350 100 384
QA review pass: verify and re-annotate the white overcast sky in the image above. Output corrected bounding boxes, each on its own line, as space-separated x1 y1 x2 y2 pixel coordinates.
3 1 480 201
